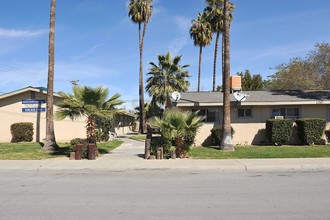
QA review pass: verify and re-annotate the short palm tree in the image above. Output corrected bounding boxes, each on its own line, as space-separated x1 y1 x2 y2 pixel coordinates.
150 110 205 158
190 12 213 92
128 0 153 134
55 86 123 143
146 51 190 108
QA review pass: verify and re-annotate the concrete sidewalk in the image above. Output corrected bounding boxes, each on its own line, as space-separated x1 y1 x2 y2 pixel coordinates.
1 137 330 172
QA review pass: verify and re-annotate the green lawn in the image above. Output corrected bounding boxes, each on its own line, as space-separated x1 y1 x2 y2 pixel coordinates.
0 140 123 160
188 145 330 159
129 135 146 141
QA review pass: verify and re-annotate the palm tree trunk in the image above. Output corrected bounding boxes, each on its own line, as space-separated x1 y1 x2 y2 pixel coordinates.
213 31 220 92
138 22 147 134
86 116 97 143
44 0 58 151
221 0 234 151
198 45 203 92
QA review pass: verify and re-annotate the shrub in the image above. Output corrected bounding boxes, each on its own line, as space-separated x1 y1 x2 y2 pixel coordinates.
210 127 235 146
295 118 326 145
150 136 172 158
10 122 34 143
266 119 293 145
69 138 88 158
96 130 109 142
325 130 330 143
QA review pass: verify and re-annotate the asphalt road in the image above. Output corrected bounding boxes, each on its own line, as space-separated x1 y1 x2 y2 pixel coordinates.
0 170 329 220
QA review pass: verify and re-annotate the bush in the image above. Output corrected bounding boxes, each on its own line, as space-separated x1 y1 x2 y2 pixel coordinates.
295 118 326 145
325 130 330 143
210 127 235 146
266 119 293 145
69 138 88 158
10 122 34 143
150 136 172 158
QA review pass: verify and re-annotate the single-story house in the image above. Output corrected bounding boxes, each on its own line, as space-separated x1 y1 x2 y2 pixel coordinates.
0 86 134 142
172 90 330 146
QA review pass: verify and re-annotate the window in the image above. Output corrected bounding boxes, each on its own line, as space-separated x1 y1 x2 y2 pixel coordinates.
207 109 220 122
192 109 220 123
238 108 252 118
272 107 300 119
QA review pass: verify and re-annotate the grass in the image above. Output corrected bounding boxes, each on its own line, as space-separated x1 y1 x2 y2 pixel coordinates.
129 135 146 141
188 145 330 159
0 140 123 160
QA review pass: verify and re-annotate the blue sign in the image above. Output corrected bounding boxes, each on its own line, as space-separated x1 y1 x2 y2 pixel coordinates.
22 100 46 112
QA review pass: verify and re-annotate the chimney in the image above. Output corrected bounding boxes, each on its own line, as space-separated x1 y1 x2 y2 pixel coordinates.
230 76 242 92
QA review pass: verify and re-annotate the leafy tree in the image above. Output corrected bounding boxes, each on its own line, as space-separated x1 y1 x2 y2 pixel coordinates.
44 0 58 151
55 86 123 144
190 12 213 92
267 43 330 90
128 0 153 134
150 109 205 158
221 0 234 151
237 70 264 91
146 51 190 108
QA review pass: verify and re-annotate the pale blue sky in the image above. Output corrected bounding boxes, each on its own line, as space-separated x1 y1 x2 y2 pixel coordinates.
0 0 329 109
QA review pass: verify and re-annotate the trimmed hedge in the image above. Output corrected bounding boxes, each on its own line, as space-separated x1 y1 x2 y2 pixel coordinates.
266 119 293 145
10 122 34 143
295 118 326 145
210 127 235 146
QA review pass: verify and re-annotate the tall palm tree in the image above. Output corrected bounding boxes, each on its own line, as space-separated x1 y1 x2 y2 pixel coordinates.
55 86 123 144
44 0 58 151
204 0 235 92
146 51 190 108
221 0 234 151
128 0 153 134
190 12 213 92
204 0 223 92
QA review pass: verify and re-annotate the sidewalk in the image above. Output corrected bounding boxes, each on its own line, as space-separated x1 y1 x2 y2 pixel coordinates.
1 137 330 172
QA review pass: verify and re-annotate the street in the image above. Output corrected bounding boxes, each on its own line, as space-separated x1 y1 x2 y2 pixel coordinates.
0 170 329 220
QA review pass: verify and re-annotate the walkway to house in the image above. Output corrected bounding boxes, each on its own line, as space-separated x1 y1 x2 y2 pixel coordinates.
100 136 145 161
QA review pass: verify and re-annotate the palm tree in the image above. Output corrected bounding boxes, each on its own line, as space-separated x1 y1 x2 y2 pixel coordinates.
128 0 153 134
204 0 223 92
55 86 123 144
150 109 205 158
44 0 58 151
190 12 213 92
146 51 190 108
221 0 234 151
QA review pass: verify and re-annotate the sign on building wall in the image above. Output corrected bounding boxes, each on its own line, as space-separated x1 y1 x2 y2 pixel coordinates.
22 100 46 112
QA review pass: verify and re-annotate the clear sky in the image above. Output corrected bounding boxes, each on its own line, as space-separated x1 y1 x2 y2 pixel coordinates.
0 0 329 109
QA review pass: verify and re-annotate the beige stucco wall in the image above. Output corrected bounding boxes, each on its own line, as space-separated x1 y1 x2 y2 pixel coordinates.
185 104 330 146
0 91 86 142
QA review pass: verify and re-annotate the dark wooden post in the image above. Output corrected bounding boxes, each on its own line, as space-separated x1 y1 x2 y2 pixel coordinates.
75 144 83 160
88 144 96 160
